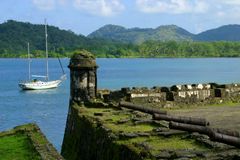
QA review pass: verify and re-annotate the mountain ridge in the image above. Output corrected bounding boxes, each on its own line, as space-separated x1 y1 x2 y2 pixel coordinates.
194 24 240 41
88 24 194 43
88 24 240 43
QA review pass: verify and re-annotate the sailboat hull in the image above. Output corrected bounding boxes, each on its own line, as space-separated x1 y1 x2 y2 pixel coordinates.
19 80 62 90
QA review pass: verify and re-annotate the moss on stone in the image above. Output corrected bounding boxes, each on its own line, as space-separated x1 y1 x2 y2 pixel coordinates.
68 50 97 69
71 50 95 59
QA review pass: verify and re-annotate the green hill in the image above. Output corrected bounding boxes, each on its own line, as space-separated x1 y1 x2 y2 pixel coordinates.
0 20 89 55
194 25 240 41
88 24 193 44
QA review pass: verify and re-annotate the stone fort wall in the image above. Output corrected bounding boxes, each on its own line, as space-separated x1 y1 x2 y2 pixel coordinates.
99 83 240 107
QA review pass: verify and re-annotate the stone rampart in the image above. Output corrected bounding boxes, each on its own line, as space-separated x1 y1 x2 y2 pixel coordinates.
99 83 240 107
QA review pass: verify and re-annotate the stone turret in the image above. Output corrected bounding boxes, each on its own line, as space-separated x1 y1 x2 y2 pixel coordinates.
68 50 98 103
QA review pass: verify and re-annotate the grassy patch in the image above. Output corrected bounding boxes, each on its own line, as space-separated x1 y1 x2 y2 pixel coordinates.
117 136 209 155
168 101 240 111
82 107 157 133
105 123 155 133
147 136 208 152
0 133 41 160
208 101 240 107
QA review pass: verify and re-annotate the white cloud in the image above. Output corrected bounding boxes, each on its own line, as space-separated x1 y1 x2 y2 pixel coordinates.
215 7 240 21
32 0 56 10
32 0 125 16
213 0 240 20
194 1 209 13
73 0 125 16
136 0 209 14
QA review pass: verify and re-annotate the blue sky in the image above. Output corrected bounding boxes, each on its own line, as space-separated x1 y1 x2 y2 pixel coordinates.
1 0 240 36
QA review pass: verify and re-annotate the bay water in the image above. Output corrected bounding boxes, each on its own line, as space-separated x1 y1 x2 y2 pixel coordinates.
1 58 240 151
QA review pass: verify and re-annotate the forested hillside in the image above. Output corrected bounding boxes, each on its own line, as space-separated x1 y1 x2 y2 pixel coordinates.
0 20 88 55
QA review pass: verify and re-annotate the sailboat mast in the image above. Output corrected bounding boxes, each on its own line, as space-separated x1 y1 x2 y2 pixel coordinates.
27 42 31 81
45 19 49 81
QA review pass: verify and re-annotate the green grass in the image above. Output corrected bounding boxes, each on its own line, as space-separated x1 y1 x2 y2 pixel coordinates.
81 107 157 133
163 101 240 112
147 136 207 152
117 136 209 155
0 133 41 160
105 123 156 133
208 101 240 107
80 107 131 123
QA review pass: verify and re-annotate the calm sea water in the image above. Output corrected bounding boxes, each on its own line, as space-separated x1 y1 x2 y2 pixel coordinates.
1 58 240 151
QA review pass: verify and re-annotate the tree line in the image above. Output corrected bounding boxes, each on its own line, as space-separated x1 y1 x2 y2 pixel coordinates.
71 40 240 58
1 40 240 58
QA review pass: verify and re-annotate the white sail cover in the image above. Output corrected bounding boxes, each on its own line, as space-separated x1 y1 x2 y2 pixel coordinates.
32 75 48 78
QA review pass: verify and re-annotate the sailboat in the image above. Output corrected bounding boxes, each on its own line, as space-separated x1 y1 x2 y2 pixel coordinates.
19 20 66 90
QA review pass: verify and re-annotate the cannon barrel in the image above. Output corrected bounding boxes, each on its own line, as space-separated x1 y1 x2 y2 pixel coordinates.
169 121 240 137
119 101 167 115
153 114 209 126
170 122 240 148
212 128 240 138
210 132 240 148
169 122 210 135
